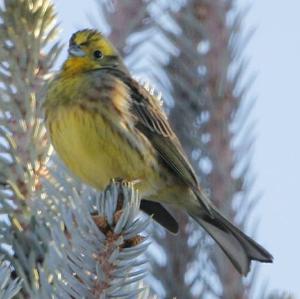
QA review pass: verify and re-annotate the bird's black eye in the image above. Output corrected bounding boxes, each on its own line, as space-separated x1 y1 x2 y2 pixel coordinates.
93 50 103 59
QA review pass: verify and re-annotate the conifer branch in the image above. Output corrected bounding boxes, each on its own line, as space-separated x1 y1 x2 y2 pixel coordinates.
0 0 61 209
0 0 61 296
0 256 22 299
35 180 151 299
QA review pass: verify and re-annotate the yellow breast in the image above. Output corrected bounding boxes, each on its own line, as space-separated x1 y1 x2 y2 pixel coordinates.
47 105 159 192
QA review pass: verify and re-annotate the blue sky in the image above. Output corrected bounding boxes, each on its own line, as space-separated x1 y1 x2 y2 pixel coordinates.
242 0 300 296
54 0 299 297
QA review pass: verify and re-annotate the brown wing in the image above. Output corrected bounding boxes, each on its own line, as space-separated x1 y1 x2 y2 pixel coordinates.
132 90 200 187
128 79 212 214
126 78 199 187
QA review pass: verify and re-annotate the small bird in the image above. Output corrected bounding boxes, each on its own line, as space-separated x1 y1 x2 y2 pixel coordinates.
44 29 273 275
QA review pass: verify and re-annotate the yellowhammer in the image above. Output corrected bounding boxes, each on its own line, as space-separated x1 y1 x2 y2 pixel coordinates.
44 29 273 275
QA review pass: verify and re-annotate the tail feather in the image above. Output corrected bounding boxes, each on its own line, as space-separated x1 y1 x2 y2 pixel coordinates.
190 207 273 275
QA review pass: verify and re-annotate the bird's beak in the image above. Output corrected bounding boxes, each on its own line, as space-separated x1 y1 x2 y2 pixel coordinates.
68 45 85 57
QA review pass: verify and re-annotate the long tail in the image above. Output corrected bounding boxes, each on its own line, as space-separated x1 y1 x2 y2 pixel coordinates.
189 206 273 275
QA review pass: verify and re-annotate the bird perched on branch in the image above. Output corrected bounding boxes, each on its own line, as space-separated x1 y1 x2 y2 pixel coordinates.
44 29 273 275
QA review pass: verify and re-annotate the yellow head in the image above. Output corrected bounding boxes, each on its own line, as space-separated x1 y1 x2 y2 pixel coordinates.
62 29 124 75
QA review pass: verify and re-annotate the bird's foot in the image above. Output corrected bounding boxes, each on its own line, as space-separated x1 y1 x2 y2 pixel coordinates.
109 177 141 188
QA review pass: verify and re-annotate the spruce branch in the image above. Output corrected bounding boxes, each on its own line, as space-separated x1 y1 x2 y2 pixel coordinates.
0 256 22 299
32 180 151 299
0 0 61 209
0 0 61 296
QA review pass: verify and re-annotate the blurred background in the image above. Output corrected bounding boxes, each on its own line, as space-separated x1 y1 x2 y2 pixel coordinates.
53 0 299 298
